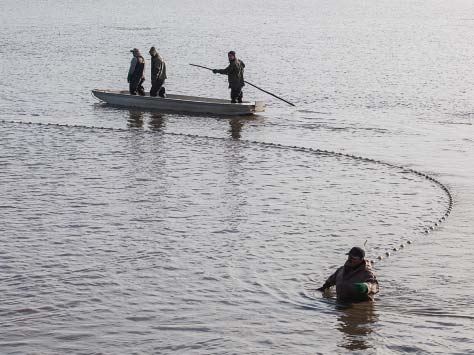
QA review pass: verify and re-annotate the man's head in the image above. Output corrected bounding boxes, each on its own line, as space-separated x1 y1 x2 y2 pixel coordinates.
228 50 236 62
130 48 141 57
149 46 157 57
346 246 365 266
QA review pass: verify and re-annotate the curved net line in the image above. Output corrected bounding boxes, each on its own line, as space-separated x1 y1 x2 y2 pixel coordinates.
0 119 452 267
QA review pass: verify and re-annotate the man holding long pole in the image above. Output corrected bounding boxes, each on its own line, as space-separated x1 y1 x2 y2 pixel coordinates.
212 51 245 104
190 59 295 107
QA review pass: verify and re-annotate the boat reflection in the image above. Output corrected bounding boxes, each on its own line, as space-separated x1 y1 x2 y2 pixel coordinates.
228 118 244 139
149 112 166 132
94 102 260 138
336 302 378 351
227 116 258 140
127 109 144 128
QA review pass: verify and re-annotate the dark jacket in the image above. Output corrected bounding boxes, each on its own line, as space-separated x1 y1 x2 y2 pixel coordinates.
323 260 379 302
128 55 145 86
151 54 167 82
215 59 245 89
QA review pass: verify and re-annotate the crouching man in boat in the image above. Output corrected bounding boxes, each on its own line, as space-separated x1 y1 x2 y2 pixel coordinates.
127 48 146 96
212 51 245 103
149 46 167 98
317 247 379 302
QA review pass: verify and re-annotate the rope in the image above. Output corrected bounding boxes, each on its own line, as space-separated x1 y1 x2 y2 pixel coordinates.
0 119 453 266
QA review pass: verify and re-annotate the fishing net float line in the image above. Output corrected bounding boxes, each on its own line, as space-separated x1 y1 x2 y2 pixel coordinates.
0 119 452 266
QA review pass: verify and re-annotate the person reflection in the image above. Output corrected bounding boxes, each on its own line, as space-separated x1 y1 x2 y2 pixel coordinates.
336 302 378 351
228 117 244 139
127 109 144 128
149 112 165 131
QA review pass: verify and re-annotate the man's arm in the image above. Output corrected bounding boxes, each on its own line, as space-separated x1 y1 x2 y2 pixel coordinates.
317 267 341 291
128 57 137 82
156 58 164 78
354 271 379 295
365 272 379 294
213 64 230 75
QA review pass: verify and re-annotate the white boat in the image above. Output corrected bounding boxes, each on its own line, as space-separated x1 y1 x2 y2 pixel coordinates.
91 89 265 116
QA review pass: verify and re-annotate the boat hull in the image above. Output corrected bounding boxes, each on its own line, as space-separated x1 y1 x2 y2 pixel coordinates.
92 90 265 116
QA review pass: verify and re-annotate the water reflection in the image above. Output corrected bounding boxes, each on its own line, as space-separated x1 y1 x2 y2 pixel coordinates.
149 113 166 131
127 110 144 128
336 302 378 351
222 132 249 233
228 118 245 139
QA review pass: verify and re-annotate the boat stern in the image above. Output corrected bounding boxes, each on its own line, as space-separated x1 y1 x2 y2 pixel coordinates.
254 101 266 112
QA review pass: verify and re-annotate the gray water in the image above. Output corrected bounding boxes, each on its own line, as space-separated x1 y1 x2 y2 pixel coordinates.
1 1 473 354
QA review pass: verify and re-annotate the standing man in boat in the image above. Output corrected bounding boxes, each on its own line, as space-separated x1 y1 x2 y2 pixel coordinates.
127 48 145 96
149 47 167 98
212 51 245 103
317 246 379 302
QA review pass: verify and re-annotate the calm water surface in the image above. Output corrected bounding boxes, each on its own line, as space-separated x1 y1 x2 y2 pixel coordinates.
1 1 474 354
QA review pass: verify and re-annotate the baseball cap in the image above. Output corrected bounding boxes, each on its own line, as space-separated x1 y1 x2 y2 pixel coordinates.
346 247 365 259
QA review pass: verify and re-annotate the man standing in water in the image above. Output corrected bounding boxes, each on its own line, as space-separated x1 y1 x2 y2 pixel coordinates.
149 46 167 98
317 247 379 302
127 48 145 96
212 51 245 103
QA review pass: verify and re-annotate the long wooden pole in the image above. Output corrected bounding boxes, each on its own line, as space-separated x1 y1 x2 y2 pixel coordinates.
190 63 213 71
189 63 296 107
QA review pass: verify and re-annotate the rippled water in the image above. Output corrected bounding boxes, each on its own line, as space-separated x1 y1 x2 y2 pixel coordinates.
1 1 474 354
